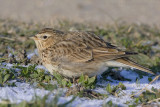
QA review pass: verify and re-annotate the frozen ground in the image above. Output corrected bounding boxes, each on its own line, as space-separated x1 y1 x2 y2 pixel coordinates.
0 63 159 107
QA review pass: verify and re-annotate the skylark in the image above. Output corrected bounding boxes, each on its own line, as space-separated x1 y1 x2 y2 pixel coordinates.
31 28 155 78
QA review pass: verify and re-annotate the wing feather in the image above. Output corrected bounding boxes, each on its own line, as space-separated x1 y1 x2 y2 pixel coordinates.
50 40 93 62
49 32 136 63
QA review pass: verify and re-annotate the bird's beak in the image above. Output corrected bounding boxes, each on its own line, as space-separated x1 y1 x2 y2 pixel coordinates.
30 36 38 40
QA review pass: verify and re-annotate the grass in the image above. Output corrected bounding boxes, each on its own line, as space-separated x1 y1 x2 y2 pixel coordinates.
0 19 160 106
0 19 159 72
106 82 126 96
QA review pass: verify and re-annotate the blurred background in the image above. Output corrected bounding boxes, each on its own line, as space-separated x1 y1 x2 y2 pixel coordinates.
0 0 160 26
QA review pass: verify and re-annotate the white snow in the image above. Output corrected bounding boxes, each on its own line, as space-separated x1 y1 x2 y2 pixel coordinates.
0 63 160 106
120 70 139 81
27 53 35 59
0 82 49 103
27 49 38 59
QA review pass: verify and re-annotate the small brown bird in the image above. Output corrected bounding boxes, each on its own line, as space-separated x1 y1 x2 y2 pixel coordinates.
31 28 155 78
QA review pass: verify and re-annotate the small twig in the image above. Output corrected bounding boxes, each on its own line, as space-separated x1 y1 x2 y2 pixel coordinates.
147 98 160 104
0 100 13 104
90 92 98 99
146 89 156 94
118 90 126 97
0 58 8 62
0 36 15 41
131 75 160 97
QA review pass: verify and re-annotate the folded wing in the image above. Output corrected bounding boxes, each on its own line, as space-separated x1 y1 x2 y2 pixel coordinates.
49 39 136 63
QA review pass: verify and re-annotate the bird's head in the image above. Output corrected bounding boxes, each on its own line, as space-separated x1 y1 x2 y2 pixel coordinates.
30 28 63 51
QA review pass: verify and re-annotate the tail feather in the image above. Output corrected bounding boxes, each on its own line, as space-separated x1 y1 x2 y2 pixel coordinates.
115 58 155 75
125 51 138 55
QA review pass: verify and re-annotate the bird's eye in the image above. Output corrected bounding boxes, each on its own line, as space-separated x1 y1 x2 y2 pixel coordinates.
43 35 48 39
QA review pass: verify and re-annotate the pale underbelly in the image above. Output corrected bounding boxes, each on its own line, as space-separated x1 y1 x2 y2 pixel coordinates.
43 63 108 78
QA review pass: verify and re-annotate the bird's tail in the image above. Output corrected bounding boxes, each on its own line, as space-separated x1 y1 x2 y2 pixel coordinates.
115 58 155 75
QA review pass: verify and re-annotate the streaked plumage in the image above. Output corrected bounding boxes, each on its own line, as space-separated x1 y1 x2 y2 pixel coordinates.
31 28 155 78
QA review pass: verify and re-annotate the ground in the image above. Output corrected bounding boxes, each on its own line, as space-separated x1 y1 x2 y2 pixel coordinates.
1 0 160 26
0 19 160 107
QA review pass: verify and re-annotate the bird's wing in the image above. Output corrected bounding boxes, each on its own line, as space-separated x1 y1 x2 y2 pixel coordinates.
64 31 117 49
62 31 137 61
92 47 137 61
50 40 93 62
49 38 136 63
